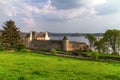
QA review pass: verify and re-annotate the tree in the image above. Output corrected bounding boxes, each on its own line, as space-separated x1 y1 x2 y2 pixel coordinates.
94 38 107 53
103 29 120 54
94 40 102 53
87 34 96 51
1 20 23 50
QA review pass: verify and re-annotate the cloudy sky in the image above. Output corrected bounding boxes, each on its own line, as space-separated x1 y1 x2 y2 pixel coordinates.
0 0 120 33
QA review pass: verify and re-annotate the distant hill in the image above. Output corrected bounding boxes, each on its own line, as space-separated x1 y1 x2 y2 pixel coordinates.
48 32 104 37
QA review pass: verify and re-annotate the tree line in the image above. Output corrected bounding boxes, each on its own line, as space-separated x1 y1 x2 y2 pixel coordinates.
87 29 120 55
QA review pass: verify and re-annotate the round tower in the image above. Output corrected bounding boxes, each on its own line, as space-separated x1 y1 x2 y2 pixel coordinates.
63 36 69 51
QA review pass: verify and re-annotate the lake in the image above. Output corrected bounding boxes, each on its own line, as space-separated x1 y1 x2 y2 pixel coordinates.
50 36 89 45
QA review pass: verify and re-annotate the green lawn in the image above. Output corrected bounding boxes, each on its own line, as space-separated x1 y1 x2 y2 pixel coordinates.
0 51 120 80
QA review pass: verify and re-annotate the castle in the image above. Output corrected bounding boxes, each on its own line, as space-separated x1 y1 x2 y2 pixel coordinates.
23 31 89 51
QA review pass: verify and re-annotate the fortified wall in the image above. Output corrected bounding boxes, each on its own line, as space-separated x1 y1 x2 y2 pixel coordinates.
68 42 88 51
25 31 89 51
30 40 63 51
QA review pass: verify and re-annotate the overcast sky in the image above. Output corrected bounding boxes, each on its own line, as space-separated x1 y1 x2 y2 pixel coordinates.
0 0 120 33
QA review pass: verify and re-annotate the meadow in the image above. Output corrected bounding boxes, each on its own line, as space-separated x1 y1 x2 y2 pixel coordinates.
0 51 120 80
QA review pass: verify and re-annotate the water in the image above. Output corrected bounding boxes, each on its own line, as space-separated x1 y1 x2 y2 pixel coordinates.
50 36 89 45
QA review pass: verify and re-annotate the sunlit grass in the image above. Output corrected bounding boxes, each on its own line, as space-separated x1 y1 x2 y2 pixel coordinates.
0 51 119 80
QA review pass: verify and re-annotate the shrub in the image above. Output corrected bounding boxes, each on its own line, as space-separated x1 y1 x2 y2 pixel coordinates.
50 49 57 54
72 51 80 56
16 44 26 51
0 45 4 51
57 50 65 54
19 49 31 53
91 52 99 60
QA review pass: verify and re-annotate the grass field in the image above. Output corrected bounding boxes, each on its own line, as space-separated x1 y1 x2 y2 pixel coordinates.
0 51 120 80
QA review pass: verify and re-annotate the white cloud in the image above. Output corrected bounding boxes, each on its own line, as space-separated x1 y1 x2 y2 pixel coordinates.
0 0 14 4
29 0 55 14
56 7 89 21
0 0 107 22
0 0 120 33
0 0 24 17
90 0 107 6
21 0 89 22
22 17 36 28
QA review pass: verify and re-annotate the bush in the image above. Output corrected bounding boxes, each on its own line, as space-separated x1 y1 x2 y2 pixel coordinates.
91 52 99 60
0 45 4 51
16 44 26 51
57 50 65 54
50 49 57 54
72 51 80 56
19 49 31 53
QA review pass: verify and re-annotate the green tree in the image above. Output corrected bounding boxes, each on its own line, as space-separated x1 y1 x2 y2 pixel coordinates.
94 40 102 53
103 29 120 54
1 20 23 50
94 38 107 53
87 34 96 51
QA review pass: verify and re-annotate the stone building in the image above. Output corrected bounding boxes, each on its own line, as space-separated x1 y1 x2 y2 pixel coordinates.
22 31 89 51
35 32 50 40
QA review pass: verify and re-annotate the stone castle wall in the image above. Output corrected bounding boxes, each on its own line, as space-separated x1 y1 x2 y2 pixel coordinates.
27 39 89 51
24 38 31 48
30 40 63 51
68 42 88 51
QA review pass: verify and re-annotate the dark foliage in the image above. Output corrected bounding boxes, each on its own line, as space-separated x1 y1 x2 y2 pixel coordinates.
1 20 24 50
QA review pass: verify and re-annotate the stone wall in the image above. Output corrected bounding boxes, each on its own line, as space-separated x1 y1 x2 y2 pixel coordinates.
24 38 31 48
30 40 63 50
27 39 89 51
68 41 89 51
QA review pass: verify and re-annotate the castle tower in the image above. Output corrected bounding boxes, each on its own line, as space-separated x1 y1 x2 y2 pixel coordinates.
29 31 36 41
28 31 36 48
29 31 33 41
45 32 50 40
63 36 69 51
